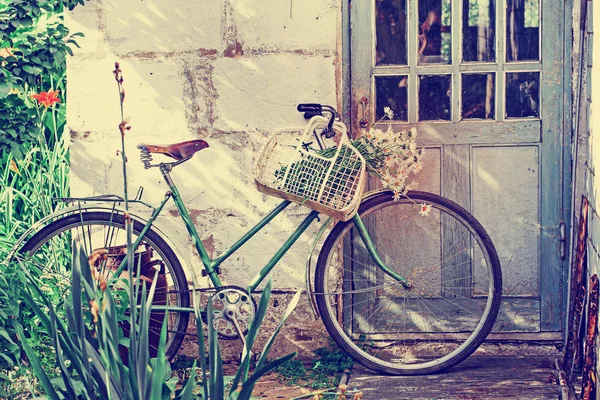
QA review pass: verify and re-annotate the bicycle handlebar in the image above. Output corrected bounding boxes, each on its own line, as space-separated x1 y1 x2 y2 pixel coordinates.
297 103 340 138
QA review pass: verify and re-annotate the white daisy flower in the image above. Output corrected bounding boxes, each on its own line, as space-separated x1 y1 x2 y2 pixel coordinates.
419 203 432 216
384 106 395 120
409 140 418 153
405 181 419 191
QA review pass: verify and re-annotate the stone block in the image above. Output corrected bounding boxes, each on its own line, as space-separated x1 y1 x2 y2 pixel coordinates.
212 55 336 132
231 0 338 51
67 56 194 135
101 0 222 55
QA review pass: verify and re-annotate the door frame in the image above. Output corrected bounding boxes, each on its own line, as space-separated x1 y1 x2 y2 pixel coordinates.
341 0 573 337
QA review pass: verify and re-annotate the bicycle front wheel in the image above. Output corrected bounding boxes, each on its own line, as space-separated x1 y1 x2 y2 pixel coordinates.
315 191 502 375
18 211 190 361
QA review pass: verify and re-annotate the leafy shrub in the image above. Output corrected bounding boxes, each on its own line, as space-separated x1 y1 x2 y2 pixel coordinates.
0 0 83 394
0 0 83 155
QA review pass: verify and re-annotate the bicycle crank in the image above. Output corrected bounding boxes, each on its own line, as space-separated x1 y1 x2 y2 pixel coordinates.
210 287 256 339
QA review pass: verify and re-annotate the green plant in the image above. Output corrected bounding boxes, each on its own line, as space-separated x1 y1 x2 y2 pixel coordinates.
0 126 70 396
6 62 303 399
0 0 85 392
11 242 302 399
274 342 355 390
0 0 84 156
309 345 354 389
273 358 306 385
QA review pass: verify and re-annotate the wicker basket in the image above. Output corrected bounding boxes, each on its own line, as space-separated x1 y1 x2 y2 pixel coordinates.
254 116 366 221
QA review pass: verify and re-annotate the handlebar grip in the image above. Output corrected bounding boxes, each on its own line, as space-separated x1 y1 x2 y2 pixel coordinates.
297 103 322 113
303 112 322 119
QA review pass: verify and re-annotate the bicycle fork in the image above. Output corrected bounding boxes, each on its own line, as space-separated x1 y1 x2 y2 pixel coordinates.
351 213 412 289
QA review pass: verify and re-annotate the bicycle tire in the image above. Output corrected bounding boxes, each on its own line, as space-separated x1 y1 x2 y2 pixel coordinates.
20 211 190 361
315 190 502 375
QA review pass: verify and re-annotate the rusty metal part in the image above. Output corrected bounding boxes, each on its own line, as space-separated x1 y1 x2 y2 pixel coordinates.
564 196 589 377
582 274 598 400
358 96 369 129
554 357 577 400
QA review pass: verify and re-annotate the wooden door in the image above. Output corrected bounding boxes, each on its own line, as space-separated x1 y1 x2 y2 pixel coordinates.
349 0 566 336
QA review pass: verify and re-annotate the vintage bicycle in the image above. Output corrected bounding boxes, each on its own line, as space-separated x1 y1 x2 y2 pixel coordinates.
6 104 502 375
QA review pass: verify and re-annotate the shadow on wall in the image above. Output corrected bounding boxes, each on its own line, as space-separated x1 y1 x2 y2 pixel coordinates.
65 0 339 288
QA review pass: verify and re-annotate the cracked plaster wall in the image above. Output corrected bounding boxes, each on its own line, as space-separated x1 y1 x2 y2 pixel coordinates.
66 0 342 290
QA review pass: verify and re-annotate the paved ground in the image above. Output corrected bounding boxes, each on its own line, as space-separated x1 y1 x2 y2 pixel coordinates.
348 356 559 400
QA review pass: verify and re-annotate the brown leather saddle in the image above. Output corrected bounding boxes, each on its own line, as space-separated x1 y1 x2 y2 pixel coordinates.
137 139 209 161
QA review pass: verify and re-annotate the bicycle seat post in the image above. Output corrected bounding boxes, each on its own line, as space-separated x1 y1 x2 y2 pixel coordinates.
159 163 176 188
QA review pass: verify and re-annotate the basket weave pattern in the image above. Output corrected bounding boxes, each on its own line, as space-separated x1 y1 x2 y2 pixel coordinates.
254 118 366 221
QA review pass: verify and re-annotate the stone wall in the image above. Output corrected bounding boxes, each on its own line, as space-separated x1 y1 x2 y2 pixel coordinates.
66 0 342 290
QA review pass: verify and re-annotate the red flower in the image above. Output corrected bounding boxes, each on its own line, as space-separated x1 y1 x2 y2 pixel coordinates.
31 90 61 108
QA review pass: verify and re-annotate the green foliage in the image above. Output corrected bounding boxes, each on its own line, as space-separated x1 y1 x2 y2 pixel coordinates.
13 244 301 399
0 91 42 158
309 346 354 389
0 0 83 156
273 358 306 385
275 342 355 389
0 128 70 396
0 0 81 394
0 0 84 42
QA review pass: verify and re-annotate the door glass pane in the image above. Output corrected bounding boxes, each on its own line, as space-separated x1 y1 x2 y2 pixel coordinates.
418 0 452 64
375 76 409 121
376 0 408 65
505 72 539 118
506 0 540 61
419 75 451 120
462 73 495 119
463 0 495 62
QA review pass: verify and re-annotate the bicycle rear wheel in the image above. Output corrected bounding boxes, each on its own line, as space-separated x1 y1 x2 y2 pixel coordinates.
18 211 190 361
315 191 502 375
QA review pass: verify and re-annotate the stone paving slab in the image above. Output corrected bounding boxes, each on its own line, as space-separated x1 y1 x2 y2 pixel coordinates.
348 356 559 400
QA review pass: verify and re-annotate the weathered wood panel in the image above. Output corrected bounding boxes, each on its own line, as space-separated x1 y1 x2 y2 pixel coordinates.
539 0 567 332
442 145 471 298
347 297 539 334
472 146 540 297
350 356 559 399
377 120 541 145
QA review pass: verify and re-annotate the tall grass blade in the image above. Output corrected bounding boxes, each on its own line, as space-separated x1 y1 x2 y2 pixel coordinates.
236 353 297 400
12 321 61 400
193 292 209 398
179 360 197 400
255 290 302 371
149 314 168 399
232 279 272 391
207 296 224 399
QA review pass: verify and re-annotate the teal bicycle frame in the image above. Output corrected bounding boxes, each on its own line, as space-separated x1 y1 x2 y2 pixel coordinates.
113 161 410 306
